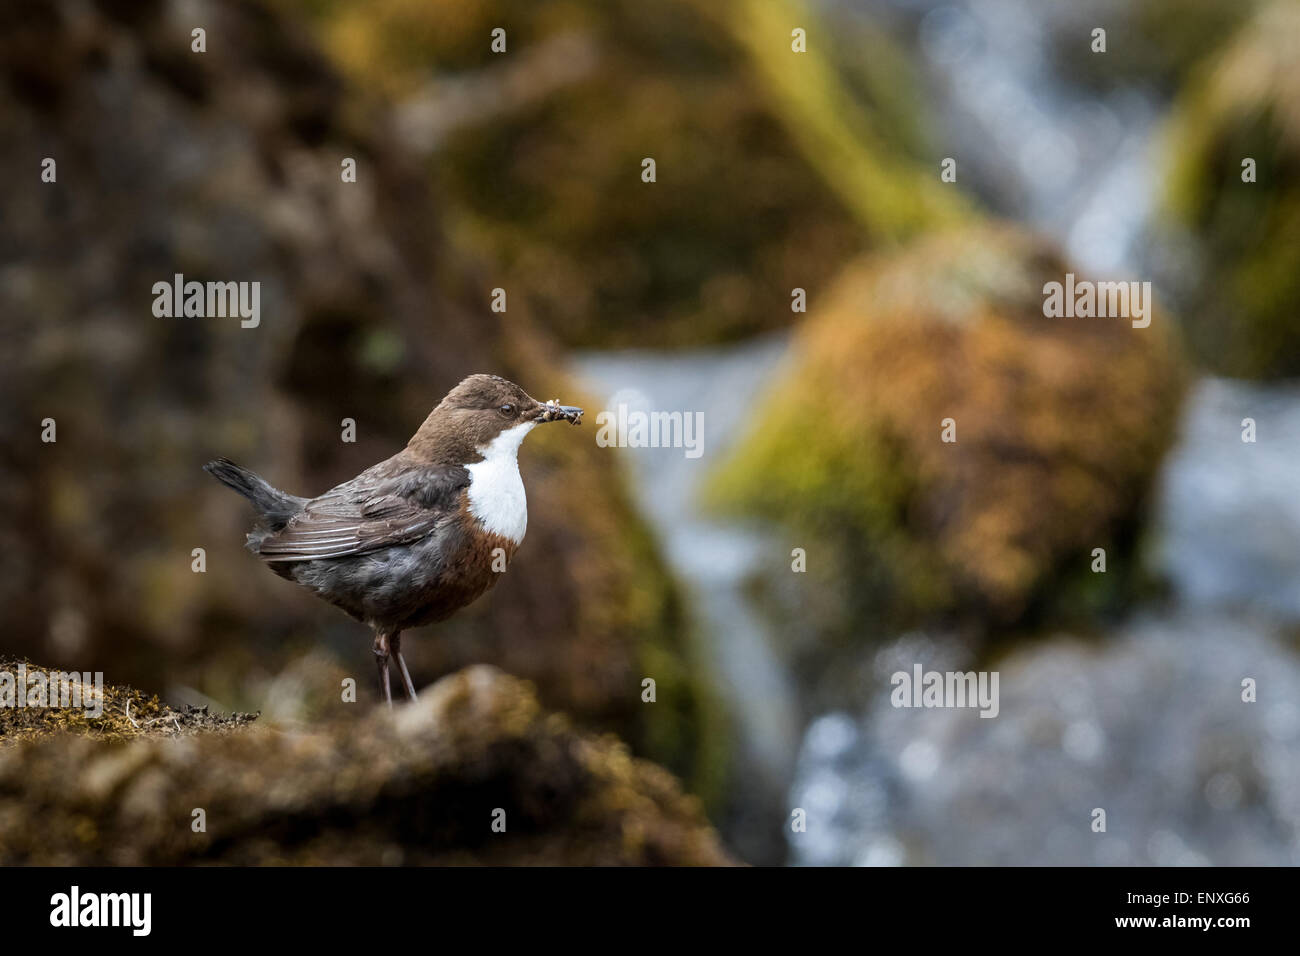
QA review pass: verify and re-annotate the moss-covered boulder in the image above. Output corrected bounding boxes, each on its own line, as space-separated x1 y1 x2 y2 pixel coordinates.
1162 0 1300 378
282 0 966 347
0 0 714 794
706 225 1186 693
0 663 732 865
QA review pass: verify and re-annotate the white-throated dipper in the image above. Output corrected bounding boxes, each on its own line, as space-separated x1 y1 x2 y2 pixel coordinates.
205 374 583 707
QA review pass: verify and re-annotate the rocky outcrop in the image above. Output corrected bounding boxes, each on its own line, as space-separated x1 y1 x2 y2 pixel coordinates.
0 662 732 865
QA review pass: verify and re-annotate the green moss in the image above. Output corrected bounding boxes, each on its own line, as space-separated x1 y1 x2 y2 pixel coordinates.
1161 1 1300 378
718 0 970 242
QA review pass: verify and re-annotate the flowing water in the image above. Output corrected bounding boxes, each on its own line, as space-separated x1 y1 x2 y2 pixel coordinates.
575 0 1300 864
876 0 1164 274
572 339 801 825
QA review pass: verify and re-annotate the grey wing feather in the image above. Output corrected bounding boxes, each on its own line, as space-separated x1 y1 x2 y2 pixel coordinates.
258 462 469 562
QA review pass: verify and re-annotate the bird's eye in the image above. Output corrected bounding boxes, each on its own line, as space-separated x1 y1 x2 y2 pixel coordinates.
498 403 515 416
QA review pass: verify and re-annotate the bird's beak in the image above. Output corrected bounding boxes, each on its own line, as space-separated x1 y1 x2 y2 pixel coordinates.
536 400 584 425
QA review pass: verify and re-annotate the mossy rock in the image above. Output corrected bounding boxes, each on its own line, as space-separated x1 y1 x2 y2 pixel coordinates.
1161 0 1300 378
0 663 733 865
282 0 966 348
706 225 1187 684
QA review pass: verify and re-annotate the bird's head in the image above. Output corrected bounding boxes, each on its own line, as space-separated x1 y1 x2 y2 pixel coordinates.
411 374 583 463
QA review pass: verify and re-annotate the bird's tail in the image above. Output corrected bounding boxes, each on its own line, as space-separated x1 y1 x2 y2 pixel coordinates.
204 458 303 529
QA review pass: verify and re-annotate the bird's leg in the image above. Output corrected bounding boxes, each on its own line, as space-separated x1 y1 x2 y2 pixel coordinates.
391 631 418 701
372 630 392 710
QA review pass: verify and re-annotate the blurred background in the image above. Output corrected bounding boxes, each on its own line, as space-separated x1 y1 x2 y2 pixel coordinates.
2 0 1298 865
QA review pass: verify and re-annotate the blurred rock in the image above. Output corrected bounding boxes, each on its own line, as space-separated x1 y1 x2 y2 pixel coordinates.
0 663 732 865
1161 0 1300 378
0 0 715 792
789 611 1300 866
284 0 963 348
706 225 1187 704
1048 0 1257 97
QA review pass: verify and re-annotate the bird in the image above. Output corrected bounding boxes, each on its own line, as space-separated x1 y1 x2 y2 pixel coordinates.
204 373 583 707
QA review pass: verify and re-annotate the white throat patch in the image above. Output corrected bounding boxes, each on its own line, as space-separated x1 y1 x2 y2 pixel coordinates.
465 420 535 544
